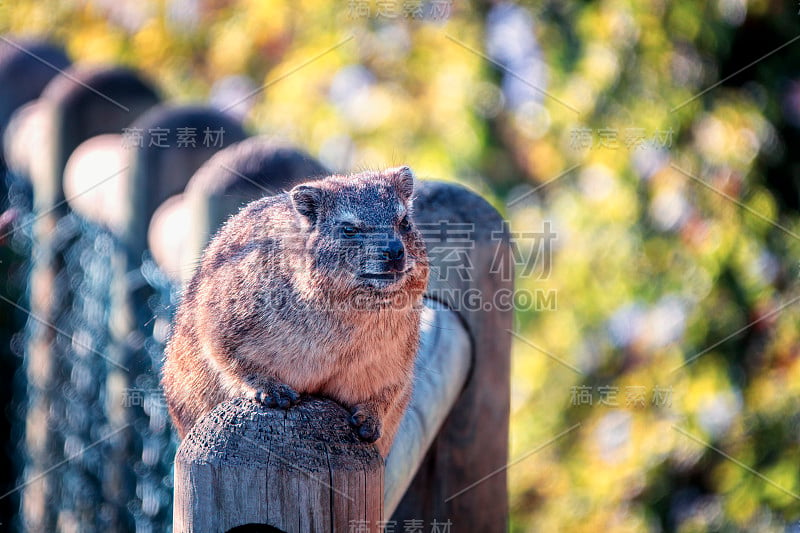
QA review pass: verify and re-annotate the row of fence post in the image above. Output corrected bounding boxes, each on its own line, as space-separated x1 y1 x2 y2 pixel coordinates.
1 35 513 532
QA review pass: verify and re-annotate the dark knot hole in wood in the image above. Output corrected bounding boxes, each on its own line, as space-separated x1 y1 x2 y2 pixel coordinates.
227 525 287 533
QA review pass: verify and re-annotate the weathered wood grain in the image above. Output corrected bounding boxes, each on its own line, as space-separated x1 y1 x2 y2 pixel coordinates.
174 397 384 533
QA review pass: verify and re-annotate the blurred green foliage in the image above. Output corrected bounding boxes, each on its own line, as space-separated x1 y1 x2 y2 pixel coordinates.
3 0 800 531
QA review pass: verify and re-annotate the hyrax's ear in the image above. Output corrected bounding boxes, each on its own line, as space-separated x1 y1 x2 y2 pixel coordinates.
386 166 415 202
290 184 322 223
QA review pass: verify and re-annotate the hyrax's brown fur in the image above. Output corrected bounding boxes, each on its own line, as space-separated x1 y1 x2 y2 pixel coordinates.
162 167 429 455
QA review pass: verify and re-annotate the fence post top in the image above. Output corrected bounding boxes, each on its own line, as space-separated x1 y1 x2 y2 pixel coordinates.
176 397 383 470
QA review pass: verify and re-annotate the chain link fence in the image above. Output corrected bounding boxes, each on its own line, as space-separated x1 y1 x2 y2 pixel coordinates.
1 178 177 531
3 178 180 531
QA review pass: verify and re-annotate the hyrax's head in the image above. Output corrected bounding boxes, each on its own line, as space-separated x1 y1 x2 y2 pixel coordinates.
288 166 429 303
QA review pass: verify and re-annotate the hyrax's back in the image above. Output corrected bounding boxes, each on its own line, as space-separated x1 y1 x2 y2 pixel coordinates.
162 167 429 456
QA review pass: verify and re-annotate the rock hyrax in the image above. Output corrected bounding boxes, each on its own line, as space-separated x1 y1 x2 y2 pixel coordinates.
162 166 429 455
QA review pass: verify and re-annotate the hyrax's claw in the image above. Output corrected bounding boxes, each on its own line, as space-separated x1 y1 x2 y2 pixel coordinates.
249 378 299 410
348 405 382 443
358 423 380 442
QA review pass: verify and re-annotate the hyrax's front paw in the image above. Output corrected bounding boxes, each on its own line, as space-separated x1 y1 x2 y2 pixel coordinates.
246 376 300 409
348 404 382 443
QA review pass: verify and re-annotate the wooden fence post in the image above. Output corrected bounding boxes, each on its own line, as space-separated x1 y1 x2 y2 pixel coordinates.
121 104 249 256
182 137 327 278
105 106 247 526
0 39 70 147
22 66 160 531
173 398 384 533
0 36 71 528
148 137 327 283
389 181 512 531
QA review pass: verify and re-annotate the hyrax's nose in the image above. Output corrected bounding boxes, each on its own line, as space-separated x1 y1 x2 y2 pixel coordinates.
381 239 405 270
383 239 404 260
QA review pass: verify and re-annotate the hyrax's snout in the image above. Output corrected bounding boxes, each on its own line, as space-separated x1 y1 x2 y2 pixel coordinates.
380 238 405 272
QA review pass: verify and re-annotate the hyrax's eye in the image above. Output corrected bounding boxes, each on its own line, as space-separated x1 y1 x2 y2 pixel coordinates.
399 216 411 232
341 225 359 237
